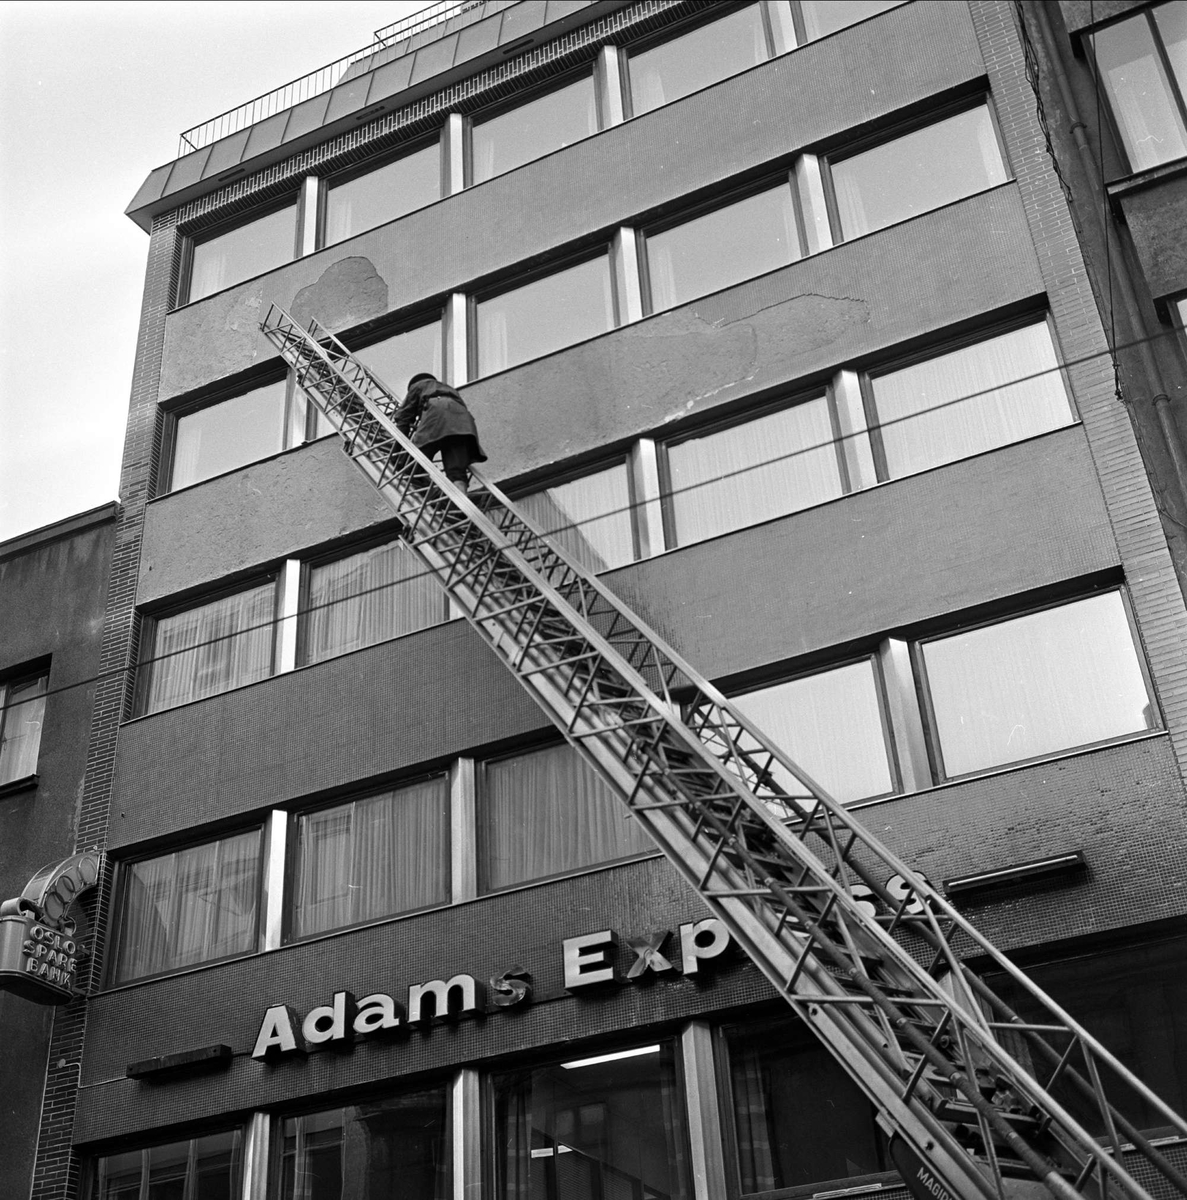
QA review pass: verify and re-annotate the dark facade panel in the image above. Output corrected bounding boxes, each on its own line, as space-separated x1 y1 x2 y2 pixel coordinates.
113 426 1116 848
1115 176 1187 301
158 0 985 399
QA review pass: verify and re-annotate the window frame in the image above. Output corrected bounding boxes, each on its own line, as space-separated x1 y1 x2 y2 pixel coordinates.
107 827 267 987
789 0 908 45
820 96 1013 243
89 1127 245 1200
857 310 1075 484
911 587 1160 785
637 170 806 316
283 770 453 944
656 386 846 550
177 193 301 308
132 572 281 718
0 661 50 791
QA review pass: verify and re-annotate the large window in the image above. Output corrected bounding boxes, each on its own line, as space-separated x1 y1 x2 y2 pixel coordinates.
868 320 1073 479
471 73 599 184
299 538 447 667
186 202 297 303
475 255 616 377
726 1016 884 1194
919 591 1155 780
354 319 444 407
278 1087 450 1200
137 580 277 715
733 658 896 804
492 1041 689 1200
796 0 905 41
289 776 451 940
518 463 637 573
1092 3 1187 172
91 1131 242 1200
829 105 1009 240
168 378 289 491
0 667 48 785
643 182 801 312
323 142 440 246
481 742 653 892
112 829 262 983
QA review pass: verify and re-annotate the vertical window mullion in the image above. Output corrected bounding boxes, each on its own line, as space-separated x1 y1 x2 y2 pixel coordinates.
831 370 878 489
451 1068 482 1200
612 226 644 323
596 45 626 126
629 438 666 557
444 112 466 195
680 1021 729 1200
445 293 468 387
241 1113 271 1200
877 638 932 792
794 154 833 254
450 756 476 903
261 810 287 952
768 0 799 54
276 559 301 674
296 177 319 257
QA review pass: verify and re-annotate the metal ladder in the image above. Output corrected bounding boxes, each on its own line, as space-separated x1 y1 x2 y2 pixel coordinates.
261 304 1187 1200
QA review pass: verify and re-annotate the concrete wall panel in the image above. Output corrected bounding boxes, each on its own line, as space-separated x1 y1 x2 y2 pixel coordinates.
1117 180 1187 301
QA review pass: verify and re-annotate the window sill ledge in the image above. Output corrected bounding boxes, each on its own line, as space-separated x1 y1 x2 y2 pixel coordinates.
1107 157 1187 207
0 773 39 799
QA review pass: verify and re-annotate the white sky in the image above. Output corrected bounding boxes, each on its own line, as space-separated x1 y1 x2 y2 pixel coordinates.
0 0 432 542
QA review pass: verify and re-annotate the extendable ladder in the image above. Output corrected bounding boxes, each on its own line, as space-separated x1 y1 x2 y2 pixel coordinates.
261 305 1187 1200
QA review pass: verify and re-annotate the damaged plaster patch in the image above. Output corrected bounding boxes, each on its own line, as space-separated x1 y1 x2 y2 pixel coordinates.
291 257 389 332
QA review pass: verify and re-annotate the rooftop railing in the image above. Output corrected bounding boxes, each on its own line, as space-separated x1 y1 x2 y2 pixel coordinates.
177 0 484 156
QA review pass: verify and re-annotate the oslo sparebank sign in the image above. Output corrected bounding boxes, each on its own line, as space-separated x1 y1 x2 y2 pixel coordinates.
253 917 732 1061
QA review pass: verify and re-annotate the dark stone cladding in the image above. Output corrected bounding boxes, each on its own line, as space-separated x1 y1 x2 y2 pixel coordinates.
157 0 985 400
75 732 1187 1146
111 426 1118 850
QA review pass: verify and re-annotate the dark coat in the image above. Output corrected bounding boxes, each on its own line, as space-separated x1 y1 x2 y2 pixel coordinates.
394 379 487 462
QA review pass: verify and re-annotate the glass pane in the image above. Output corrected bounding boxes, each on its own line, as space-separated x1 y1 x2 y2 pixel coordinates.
142 581 276 714
301 540 446 666
1156 2 1187 91
477 256 614 376
922 593 1155 778
325 143 440 244
279 1088 450 1200
667 398 843 547
801 0 906 41
646 184 799 312
518 464 635 573
147 1139 190 1200
871 322 1073 478
833 107 1008 239
727 1018 883 1192
96 1150 143 1200
629 4 770 116
115 830 261 982
733 660 894 804
291 777 451 938
482 743 653 891
189 203 296 302
355 321 444 407
0 672 48 784
493 1041 688 1200
472 73 598 184
192 1131 240 1200
171 380 288 490
986 936 1187 1137
1094 11 1187 171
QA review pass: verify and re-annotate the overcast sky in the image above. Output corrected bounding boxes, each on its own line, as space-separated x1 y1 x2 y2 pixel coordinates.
0 0 432 542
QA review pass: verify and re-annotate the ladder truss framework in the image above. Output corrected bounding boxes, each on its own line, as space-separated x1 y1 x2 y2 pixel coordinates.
260 304 1187 1200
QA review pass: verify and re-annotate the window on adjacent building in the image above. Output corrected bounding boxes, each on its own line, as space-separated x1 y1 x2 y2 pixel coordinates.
918 591 1156 780
186 201 297 303
168 378 289 491
517 462 637 573
867 320 1074 479
662 395 845 547
0 668 48 785
643 181 802 313
475 254 616 377
91 1131 242 1200
725 1016 884 1194
471 71 599 184
492 1041 689 1200
1092 3 1187 172
279 1087 450 1200
829 105 1009 240
796 0 906 41
112 829 262 983
289 776 451 940
137 579 277 715
480 742 653 892
299 538 447 667
626 3 780 116
323 141 440 246
732 658 896 804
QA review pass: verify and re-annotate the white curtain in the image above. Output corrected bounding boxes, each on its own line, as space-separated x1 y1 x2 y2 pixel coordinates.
302 541 445 666
291 777 451 939
0 673 47 784
519 466 634 574
476 305 510 377
115 830 260 982
482 743 653 891
143 583 276 714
